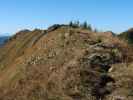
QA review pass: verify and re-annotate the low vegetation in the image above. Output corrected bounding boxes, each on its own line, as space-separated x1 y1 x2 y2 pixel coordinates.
0 23 132 100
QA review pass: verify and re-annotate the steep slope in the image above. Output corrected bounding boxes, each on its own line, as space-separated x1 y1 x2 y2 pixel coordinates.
119 28 133 44
0 25 132 100
0 29 46 70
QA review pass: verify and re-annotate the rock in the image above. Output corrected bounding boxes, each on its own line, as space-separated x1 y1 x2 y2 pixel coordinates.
26 55 44 65
112 96 126 100
94 43 116 49
108 67 114 73
87 53 114 72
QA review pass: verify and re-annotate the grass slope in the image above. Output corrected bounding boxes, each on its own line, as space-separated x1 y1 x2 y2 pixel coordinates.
0 25 132 100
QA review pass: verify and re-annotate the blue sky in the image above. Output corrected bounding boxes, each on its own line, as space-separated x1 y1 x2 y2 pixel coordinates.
0 0 133 35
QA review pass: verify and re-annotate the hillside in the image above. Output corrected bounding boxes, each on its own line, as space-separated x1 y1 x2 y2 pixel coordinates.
119 28 133 44
0 25 133 100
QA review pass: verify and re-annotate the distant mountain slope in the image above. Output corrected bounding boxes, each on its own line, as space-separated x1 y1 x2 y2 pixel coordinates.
118 28 133 44
0 36 9 46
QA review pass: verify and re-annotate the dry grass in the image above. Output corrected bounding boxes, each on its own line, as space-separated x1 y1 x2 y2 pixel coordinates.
0 26 132 100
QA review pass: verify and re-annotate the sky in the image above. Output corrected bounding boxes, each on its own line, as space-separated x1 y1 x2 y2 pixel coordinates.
0 0 133 35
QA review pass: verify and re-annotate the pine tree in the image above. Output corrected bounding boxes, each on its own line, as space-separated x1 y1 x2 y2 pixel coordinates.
69 21 73 27
83 21 88 29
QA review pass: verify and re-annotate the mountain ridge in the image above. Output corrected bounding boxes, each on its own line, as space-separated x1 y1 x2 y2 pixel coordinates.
0 24 132 100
